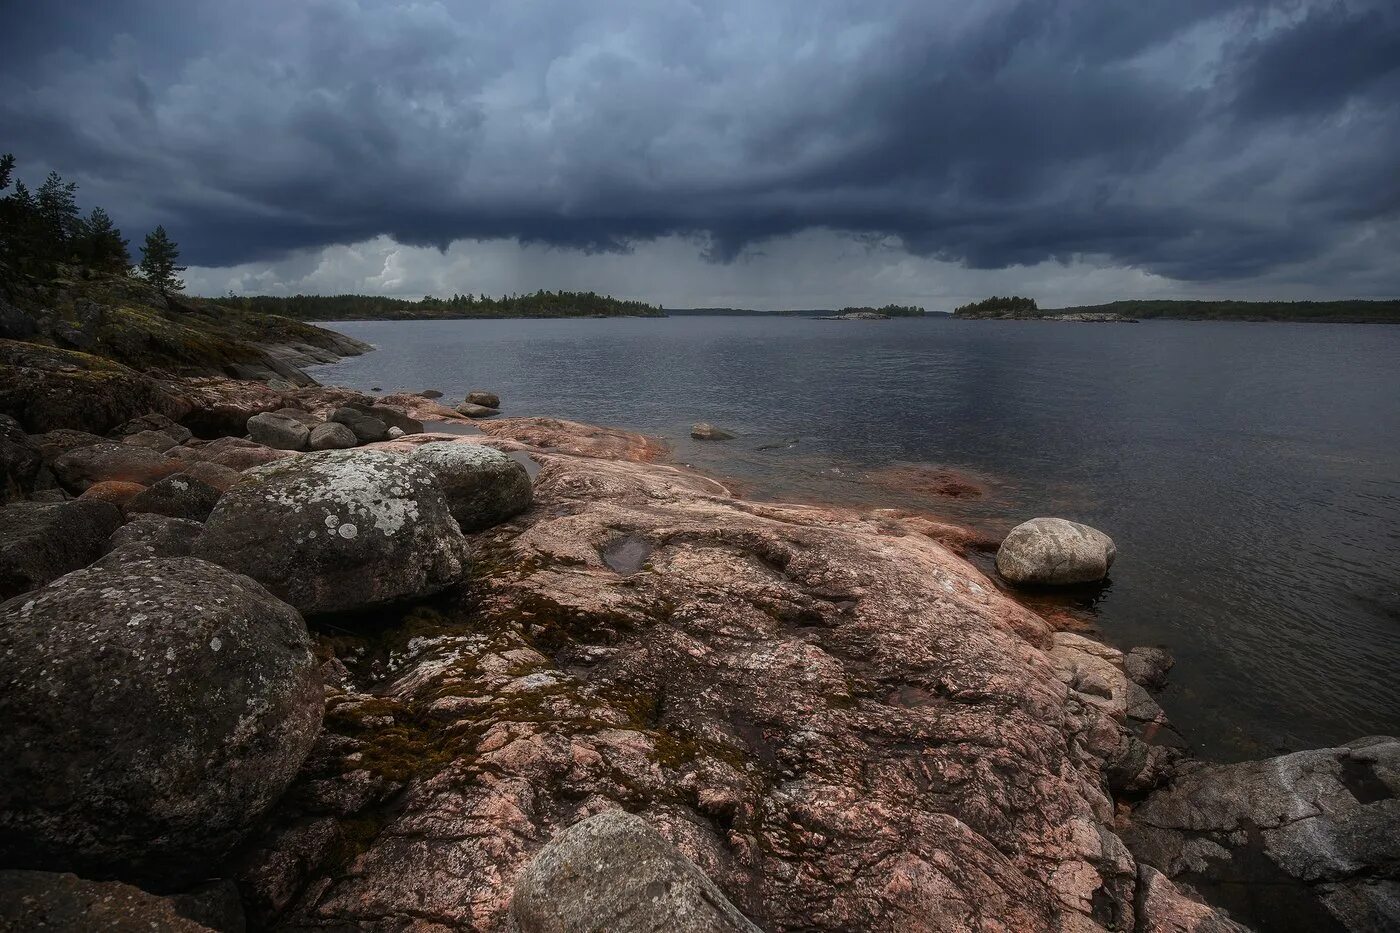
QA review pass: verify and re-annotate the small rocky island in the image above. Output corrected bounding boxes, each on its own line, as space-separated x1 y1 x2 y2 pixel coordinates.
0 274 1395 932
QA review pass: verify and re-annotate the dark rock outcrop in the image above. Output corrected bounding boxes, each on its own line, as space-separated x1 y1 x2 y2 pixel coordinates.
411 441 533 532
194 450 470 614
996 516 1117 585
512 810 761 933
0 870 216 932
50 441 180 493
0 414 44 503
126 473 223 522
31 428 105 461
0 499 123 599
0 340 187 435
0 558 322 886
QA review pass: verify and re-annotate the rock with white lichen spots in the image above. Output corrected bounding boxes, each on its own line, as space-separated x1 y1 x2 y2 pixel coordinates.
125 473 223 522
0 499 123 599
193 449 470 614
0 558 321 887
411 441 533 532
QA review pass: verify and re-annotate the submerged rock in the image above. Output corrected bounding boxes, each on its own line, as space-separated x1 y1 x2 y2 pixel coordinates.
466 390 500 409
690 421 735 440
308 421 357 451
995 516 1116 585
194 449 470 614
1123 737 1400 933
247 411 311 451
411 442 533 532
0 499 123 599
0 870 216 932
126 473 223 522
512 810 761 933
0 558 321 886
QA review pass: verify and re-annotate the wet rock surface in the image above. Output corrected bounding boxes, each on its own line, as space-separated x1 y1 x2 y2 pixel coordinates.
194 449 471 614
1122 738 1400 933
231 418 1237 933
0 499 123 599
0 558 322 887
997 516 1117 586
691 421 735 440
411 441 534 532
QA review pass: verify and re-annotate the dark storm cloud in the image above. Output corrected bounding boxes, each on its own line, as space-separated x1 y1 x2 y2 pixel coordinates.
2 0 1397 284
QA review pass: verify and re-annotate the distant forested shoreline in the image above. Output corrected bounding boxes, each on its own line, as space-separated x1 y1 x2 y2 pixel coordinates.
220 290 664 320
1049 299 1400 323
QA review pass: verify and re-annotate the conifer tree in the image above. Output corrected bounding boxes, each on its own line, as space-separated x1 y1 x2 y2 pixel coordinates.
80 207 131 274
139 225 186 295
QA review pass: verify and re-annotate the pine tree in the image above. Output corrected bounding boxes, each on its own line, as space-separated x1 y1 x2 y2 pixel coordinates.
79 207 131 274
139 225 186 296
35 171 81 263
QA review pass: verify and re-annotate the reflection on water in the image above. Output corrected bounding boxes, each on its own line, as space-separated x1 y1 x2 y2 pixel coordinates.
312 315 1400 761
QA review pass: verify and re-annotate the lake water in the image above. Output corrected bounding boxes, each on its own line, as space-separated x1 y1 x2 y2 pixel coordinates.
309 316 1400 761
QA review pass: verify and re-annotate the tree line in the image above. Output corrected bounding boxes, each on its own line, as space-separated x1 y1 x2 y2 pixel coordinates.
838 304 926 317
952 296 1038 316
0 153 185 296
221 290 664 320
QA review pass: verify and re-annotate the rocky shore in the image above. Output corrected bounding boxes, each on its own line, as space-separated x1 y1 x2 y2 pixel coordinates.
1 331 1396 931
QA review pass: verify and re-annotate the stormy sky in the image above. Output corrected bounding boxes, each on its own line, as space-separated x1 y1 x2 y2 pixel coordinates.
3 0 1398 308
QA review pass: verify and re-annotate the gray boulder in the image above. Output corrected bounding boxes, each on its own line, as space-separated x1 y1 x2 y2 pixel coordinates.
0 870 216 932
455 402 499 419
1123 737 1400 933
0 558 321 886
308 421 358 451
126 473 222 522
0 413 43 503
97 514 204 565
330 406 389 443
246 411 310 451
194 449 470 614
466 390 500 409
512 810 760 933
50 441 181 493
0 499 123 599
995 517 1116 585
411 442 533 532
691 422 735 440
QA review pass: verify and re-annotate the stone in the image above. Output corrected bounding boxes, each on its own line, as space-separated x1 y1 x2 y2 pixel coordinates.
0 339 187 435
31 428 105 461
995 517 1116 585
97 514 204 565
0 413 44 503
78 479 147 511
455 401 500 419
329 406 389 443
690 421 735 440
50 441 181 493
1123 737 1400 933
421 389 444 399
0 558 321 886
177 459 243 492
0 499 123 599
512 810 760 933
0 870 216 932
246 411 311 451
272 407 321 426
108 412 193 445
194 449 471 614
1134 866 1251 933
308 421 358 450
466 390 500 409
126 473 223 522
120 429 181 452
411 442 533 532
1124 646 1175 689
357 403 423 435
171 436 294 472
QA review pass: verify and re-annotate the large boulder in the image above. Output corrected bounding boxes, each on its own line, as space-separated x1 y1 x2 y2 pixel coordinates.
78 480 146 512
126 473 223 522
31 428 105 461
97 514 204 565
246 411 311 451
995 517 1116 585
194 449 471 614
0 870 216 932
169 436 294 472
1123 738 1400 933
119 429 182 453
0 499 124 599
512 810 761 933
50 442 181 493
0 558 322 886
411 442 532 532
177 459 243 492
308 421 358 451
0 414 43 503
108 412 193 445
329 406 389 443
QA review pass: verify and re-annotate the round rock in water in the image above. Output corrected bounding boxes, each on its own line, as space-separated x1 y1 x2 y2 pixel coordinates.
995 516 1116 585
412 442 532 532
194 449 470 613
0 558 321 886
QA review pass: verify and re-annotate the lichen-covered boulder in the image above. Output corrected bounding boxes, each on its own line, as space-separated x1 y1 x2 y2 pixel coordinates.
0 558 321 885
995 516 1116 585
330 406 389 443
0 413 43 503
126 473 222 522
512 810 760 933
0 870 216 932
410 442 532 532
308 421 357 451
0 499 123 599
169 436 294 472
97 514 204 565
194 449 470 614
50 441 181 493
247 411 311 451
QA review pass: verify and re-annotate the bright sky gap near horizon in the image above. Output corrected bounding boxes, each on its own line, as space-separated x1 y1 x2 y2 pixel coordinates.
3 1 1397 309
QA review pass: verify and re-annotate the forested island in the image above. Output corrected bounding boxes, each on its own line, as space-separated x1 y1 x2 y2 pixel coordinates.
953 294 1400 323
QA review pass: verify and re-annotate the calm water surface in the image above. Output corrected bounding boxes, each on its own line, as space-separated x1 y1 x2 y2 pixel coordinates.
310 316 1400 761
